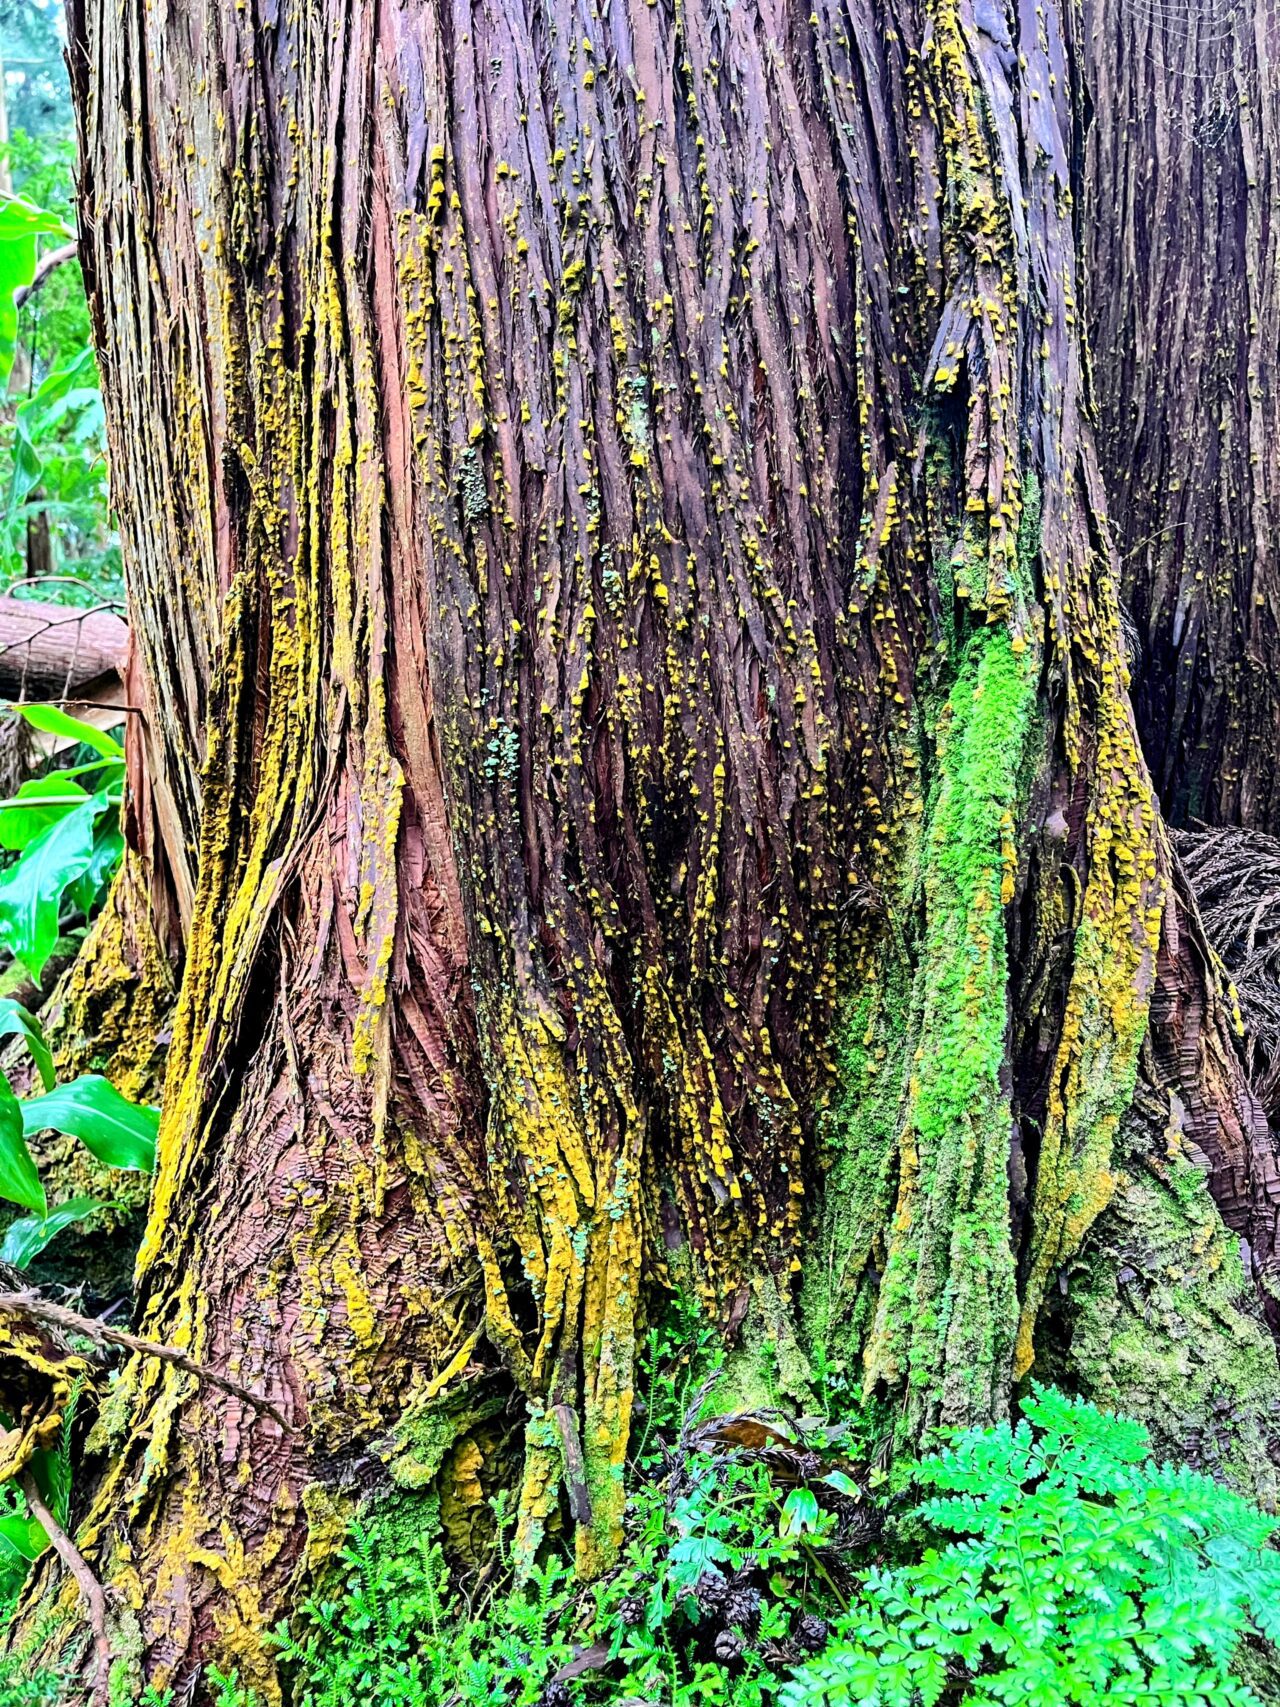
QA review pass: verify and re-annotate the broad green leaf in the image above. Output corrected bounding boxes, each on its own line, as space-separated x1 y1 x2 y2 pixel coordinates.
21 1074 158 1172
0 1074 45 1214
822 1470 862 1500
0 1515 48 1564
780 1486 822 1536
16 349 96 427
0 1196 114 1269
8 349 101 515
0 773 90 852
0 798 96 978
57 757 129 782
7 703 124 760
70 815 124 918
6 426 41 516
0 198 70 389
0 998 54 1090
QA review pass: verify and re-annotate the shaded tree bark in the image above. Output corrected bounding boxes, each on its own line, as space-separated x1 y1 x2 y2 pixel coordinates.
1085 0 1280 831
20 0 1278 1696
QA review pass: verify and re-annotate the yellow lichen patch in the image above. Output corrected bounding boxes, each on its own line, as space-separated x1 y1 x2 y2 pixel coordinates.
480 983 643 1572
0 1314 85 1485
1014 621 1165 1377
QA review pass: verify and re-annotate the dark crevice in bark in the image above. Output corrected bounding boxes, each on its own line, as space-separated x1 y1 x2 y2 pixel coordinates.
25 0 1280 1695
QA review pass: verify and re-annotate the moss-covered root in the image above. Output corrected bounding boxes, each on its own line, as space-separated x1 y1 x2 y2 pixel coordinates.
1040 1097 1280 1506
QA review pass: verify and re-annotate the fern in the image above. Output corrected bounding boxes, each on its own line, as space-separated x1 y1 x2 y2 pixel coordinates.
781 1386 1280 1707
270 1525 457 1707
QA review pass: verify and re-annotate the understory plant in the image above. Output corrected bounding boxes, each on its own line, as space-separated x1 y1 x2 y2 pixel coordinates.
269 1308 864 1707
272 1456 851 1707
0 705 126 982
262 1382 1280 1707
0 991 156 1262
782 1386 1280 1707
0 1385 78 1625
0 161 119 596
0 987 154 1613
0 702 146 1262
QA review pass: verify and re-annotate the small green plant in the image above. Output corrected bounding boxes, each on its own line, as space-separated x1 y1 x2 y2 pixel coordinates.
3 346 109 585
0 992 155 1258
271 1525 463 1707
781 1386 1280 1707
144 1384 1280 1707
632 1288 725 1466
205 1668 262 1707
0 161 119 598
0 705 126 982
0 1660 62 1707
0 1382 79 1631
583 1444 849 1707
0 197 67 392
449 1553 578 1707
270 1351 860 1707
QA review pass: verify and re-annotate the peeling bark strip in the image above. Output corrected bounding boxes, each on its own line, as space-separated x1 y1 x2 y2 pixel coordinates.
53 0 1280 1693
1086 0 1280 832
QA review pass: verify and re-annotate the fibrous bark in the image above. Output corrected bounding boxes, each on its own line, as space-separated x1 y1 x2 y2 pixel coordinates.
1085 0 1280 831
30 0 1280 1696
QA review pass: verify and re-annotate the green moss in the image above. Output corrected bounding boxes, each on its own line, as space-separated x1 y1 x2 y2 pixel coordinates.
716 1271 816 1413
383 1374 505 1491
352 1485 444 1565
803 959 914 1392
1042 1108 1280 1505
831 618 1038 1444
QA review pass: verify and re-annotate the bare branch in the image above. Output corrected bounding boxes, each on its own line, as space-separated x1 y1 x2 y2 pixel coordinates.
14 242 80 310
0 1291 296 1432
18 1469 111 1707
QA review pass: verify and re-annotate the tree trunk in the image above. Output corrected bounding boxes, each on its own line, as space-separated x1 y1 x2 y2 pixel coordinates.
28 0 1280 1695
1085 0 1280 831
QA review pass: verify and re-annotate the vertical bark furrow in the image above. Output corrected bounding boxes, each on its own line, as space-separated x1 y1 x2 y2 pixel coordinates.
44 0 1280 1693
1086 0 1280 833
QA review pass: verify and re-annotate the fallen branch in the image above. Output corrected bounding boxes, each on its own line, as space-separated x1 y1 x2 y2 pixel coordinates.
18 1468 111 1707
0 593 126 700
0 1291 296 1432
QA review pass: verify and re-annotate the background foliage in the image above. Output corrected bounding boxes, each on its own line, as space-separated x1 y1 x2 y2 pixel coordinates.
0 1 119 603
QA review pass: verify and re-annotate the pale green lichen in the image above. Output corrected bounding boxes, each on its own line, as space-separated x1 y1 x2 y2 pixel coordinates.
1041 1104 1280 1507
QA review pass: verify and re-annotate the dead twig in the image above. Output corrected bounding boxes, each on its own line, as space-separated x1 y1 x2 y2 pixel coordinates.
0 604 127 664
13 242 80 310
0 1291 296 1432
18 1468 111 1707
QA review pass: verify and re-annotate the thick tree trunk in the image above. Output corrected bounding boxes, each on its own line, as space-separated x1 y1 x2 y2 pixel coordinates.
1085 0 1280 831
27 0 1279 1696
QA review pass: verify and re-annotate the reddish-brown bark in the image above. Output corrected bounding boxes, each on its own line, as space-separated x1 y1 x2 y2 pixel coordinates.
1085 0 1280 831
27 0 1280 1695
